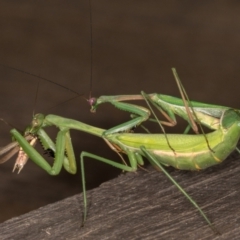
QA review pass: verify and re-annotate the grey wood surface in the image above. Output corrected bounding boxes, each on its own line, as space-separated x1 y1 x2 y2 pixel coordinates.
1 154 240 240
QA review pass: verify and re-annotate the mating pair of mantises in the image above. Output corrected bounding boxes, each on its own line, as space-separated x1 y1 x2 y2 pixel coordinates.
1 68 240 233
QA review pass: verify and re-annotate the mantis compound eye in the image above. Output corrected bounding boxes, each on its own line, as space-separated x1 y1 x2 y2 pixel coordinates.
88 97 97 107
88 97 97 113
31 113 45 129
32 119 38 127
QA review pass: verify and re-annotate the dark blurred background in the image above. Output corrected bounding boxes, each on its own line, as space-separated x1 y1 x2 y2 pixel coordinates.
0 1 240 223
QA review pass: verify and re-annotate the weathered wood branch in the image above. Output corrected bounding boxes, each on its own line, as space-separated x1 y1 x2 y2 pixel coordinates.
1 155 240 240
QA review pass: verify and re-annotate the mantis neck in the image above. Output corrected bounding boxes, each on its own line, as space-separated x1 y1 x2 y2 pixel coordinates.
45 114 105 138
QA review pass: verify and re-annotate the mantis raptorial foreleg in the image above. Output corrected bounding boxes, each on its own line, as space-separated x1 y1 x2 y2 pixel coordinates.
10 128 77 175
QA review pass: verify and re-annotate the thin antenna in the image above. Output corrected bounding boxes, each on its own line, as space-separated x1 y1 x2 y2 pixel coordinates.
0 118 16 130
0 63 90 109
32 80 40 116
89 0 93 99
0 63 82 97
86 0 97 107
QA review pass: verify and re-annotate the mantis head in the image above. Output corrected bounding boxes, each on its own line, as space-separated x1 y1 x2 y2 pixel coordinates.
27 113 45 134
88 97 97 112
89 96 112 113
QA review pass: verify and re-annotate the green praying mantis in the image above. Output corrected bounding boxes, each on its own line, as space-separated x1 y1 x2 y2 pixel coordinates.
1 68 240 233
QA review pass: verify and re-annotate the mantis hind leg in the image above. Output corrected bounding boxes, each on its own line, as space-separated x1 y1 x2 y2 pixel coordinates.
140 146 218 234
80 151 141 225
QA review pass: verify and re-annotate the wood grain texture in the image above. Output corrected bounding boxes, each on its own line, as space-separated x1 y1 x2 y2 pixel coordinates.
1 153 240 240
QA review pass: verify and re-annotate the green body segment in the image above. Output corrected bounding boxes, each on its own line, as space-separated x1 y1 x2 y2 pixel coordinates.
151 93 228 130
107 109 240 170
44 114 104 138
110 123 237 170
152 94 228 118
